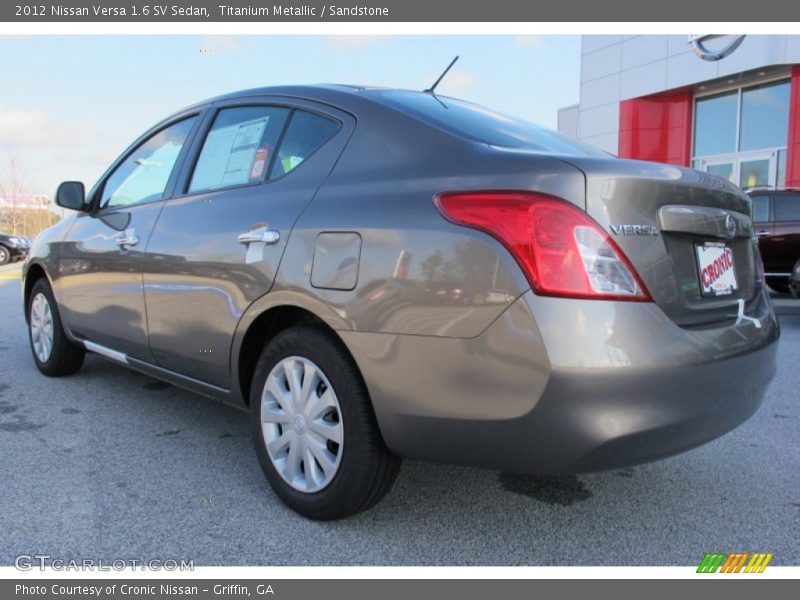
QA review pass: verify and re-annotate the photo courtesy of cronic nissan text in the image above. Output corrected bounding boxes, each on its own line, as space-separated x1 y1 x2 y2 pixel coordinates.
0 0 798 594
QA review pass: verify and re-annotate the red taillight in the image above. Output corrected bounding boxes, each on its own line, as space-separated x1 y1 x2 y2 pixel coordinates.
434 191 651 301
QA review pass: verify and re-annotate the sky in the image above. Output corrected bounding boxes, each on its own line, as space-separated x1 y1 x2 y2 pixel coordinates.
1 35 580 197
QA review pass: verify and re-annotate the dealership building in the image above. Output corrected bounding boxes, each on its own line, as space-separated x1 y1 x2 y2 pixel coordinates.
558 35 800 189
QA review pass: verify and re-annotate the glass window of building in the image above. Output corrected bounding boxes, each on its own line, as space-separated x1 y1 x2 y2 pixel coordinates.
739 158 771 189
693 91 737 157
739 80 790 152
777 149 787 187
707 162 734 182
693 78 791 189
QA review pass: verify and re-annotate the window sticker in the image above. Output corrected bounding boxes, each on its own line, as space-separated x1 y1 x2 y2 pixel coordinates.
191 116 268 191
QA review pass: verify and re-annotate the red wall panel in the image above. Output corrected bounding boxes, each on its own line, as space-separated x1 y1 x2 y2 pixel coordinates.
786 65 800 188
618 91 693 166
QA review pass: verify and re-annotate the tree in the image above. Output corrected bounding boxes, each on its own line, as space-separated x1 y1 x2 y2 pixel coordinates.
0 158 24 234
0 158 59 237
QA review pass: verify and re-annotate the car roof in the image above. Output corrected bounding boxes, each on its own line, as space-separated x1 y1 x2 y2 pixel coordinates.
182 84 484 120
186 83 403 111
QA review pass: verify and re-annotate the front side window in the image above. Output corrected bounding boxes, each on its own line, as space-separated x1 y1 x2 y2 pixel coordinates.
189 106 289 193
751 195 770 223
101 117 196 209
270 111 341 179
773 194 800 222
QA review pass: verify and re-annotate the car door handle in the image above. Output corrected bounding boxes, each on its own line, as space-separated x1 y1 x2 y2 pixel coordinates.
755 230 771 237
238 230 280 245
116 235 139 248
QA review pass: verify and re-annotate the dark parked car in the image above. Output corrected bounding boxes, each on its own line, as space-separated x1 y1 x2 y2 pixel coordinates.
23 85 779 519
749 188 800 294
0 233 28 264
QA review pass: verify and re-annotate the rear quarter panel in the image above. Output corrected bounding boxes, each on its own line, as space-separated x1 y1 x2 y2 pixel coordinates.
272 106 587 338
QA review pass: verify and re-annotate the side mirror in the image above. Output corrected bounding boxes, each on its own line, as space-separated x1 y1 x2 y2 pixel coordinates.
55 181 87 211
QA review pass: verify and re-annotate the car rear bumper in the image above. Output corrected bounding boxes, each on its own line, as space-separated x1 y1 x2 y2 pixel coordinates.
506 336 777 473
344 289 779 474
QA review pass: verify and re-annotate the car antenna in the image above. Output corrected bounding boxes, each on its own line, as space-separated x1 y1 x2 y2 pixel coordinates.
424 55 459 94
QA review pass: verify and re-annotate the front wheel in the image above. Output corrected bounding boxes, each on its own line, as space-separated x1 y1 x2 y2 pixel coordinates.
250 326 401 520
0 245 9 265
27 278 85 376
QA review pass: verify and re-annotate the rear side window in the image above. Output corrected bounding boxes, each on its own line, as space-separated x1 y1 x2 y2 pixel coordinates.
370 89 608 156
189 106 289 193
773 193 800 222
101 117 197 209
270 111 340 179
751 194 771 223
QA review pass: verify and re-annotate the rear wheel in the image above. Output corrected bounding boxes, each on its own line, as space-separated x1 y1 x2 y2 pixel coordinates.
27 278 85 376
0 245 9 265
250 326 401 520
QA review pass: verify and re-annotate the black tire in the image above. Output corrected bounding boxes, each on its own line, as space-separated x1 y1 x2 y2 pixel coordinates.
27 278 85 377
250 326 401 520
0 245 9 265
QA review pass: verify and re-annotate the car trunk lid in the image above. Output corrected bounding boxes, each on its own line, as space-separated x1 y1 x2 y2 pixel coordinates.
560 156 760 327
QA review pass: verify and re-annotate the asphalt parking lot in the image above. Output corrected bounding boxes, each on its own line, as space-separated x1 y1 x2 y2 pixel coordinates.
0 262 799 566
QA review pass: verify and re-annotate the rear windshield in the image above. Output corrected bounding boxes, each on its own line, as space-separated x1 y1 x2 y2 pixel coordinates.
371 90 607 157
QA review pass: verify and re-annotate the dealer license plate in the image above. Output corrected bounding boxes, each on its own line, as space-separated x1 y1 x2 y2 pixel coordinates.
696 241 738 297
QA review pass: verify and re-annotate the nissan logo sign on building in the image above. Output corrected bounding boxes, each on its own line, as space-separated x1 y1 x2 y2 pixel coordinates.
557 35 800 191
688 34 746 61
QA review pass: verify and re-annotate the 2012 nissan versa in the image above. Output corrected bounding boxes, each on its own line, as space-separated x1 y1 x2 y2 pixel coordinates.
23 84 779 519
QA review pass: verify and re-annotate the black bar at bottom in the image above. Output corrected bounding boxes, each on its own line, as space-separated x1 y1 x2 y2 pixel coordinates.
2 579 795 600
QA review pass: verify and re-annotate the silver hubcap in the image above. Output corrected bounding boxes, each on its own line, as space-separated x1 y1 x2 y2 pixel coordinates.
260 356 343 493
30 292 54 363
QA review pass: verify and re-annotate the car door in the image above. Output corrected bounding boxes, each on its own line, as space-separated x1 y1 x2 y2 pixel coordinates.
143 98 354 387
752 193 777 273
57 113 202 360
